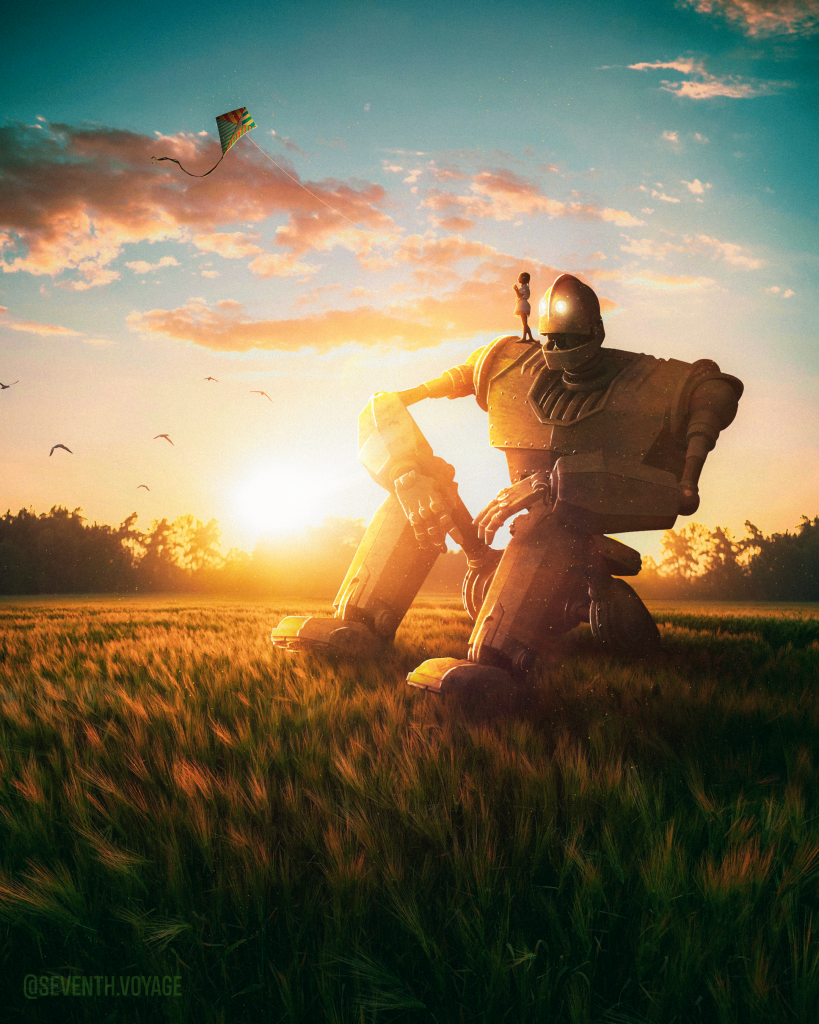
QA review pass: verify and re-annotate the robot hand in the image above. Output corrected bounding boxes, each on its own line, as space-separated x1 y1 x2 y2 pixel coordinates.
678 480 700 516
474 473 551 544
394 463 459 553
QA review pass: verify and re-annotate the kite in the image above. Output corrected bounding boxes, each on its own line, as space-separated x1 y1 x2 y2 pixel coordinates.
152 107 257 177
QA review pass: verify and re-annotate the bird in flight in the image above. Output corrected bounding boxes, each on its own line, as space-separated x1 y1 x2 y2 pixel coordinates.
251 390 273 403
154 434 175 445
50 444 73 456
1 380 19 389
204 377 218 382
137 484 150 491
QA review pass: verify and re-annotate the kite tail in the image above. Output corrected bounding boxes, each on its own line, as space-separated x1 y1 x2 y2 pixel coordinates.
151 153 225 177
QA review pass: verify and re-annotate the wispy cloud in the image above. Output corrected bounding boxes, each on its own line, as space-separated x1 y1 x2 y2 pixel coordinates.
125 256 180 274
127 257 614 354
626 273 716 289
421 168 644 229
6 319 81 336
620 231 763 268
677 0 819 38
628 56 795 99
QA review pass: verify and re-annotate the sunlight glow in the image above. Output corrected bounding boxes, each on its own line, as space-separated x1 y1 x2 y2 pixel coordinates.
233 464 339 538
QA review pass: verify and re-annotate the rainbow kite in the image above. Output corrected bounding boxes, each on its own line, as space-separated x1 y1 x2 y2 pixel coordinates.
152 107 257 177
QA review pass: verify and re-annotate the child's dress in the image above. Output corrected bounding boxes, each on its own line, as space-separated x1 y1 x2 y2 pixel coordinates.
514 282 531 315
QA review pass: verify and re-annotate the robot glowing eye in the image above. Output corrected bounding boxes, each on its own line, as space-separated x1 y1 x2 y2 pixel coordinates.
554 300 568 314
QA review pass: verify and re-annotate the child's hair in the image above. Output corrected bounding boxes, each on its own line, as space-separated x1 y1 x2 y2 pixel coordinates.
518 272 530 283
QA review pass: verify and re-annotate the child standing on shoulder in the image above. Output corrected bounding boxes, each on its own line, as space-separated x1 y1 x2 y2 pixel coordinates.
513 272 535 342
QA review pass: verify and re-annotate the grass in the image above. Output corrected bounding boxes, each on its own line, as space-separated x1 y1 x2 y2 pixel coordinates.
0 595 818 1023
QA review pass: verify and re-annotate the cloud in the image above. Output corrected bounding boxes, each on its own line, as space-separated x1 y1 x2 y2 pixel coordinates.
127 258 615 354
421 168 644 228
629 55 795 99
201 270 220 278
626 273 716 289
6 319 81 336
0 121 395 288
192 231 264 259
677 0 819 38
681 178 712 194
662 130 680 143
191 230 319 276
621 236 685 259
694 132 709 143
125 255 180 274
621 231 763 268
652 189 681 203
766 285 796 297
694 233 763 268
630 58 706 74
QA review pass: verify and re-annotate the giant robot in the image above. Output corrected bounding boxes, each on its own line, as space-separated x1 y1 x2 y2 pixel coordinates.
272 274 743 693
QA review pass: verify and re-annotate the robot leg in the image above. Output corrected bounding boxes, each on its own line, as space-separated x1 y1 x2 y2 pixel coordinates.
468 507 593 672
272 493 439 655
408 507 592 693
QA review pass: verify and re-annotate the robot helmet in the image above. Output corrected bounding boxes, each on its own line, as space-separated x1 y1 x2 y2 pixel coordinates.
538 274 606 372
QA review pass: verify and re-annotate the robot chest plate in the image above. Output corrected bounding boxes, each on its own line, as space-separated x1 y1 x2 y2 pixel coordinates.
486 355 669 459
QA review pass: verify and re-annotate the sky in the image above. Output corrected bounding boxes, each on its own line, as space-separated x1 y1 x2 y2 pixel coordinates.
1 0 818 563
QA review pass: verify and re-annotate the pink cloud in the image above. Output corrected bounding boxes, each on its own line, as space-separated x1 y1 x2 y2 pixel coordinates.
678 0 819 37
0 122 396 288
127 258 615 354
7 319 81 336
421 169 643 228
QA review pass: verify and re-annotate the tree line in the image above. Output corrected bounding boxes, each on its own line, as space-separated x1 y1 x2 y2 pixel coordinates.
0 506 817 601
632 516 819 602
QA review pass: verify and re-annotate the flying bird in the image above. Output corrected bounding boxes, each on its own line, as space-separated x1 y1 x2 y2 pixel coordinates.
1 380 19 389
204 377 219 382
251 390 273 403
49 444 73 456
154 434 175 445
137 484 150 491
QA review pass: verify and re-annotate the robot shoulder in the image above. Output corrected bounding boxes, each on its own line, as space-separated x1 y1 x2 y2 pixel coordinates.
473 334 532 411
670 358 744 438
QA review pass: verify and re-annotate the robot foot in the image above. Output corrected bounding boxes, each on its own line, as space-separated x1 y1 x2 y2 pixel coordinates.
407 657 514 694
271 616 384 658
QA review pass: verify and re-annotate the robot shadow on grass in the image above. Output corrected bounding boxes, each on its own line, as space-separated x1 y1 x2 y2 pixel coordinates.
272 274 743 696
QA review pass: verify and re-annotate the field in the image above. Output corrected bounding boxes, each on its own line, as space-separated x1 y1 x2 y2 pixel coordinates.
0 595 818 1024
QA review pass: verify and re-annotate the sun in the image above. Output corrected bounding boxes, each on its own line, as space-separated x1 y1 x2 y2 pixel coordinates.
233 464 337 538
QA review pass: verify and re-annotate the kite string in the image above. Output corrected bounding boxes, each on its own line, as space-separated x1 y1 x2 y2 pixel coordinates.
247 135 457 276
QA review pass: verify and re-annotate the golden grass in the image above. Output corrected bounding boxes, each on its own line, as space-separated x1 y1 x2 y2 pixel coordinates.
0 596 817 1023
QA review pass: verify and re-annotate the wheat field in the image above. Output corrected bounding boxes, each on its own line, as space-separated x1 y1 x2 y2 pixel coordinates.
0 596 818 1023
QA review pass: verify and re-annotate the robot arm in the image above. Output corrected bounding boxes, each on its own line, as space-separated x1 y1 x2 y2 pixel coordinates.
357 379 486 556
678 377 742 515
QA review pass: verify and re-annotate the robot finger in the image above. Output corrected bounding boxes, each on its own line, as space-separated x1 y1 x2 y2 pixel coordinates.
474 502 500 528
437 512 456 534
426 522 446 546
396 470 417 491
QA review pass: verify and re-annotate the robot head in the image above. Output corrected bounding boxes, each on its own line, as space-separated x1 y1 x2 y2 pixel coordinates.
538 274 605 372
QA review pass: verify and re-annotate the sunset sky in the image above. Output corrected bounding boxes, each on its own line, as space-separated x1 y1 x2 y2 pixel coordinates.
2 0 817 564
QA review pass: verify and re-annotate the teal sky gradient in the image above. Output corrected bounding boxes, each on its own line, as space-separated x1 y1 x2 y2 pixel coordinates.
2 0 817 559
